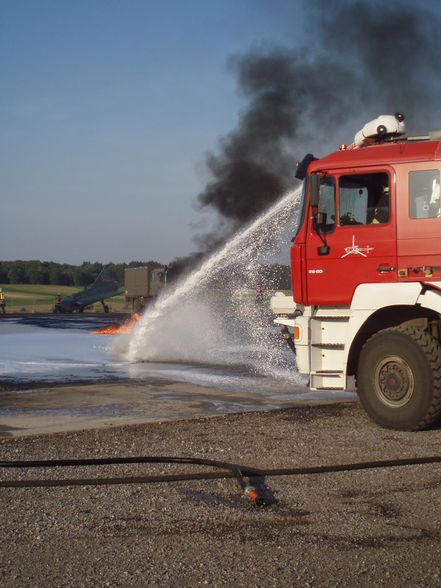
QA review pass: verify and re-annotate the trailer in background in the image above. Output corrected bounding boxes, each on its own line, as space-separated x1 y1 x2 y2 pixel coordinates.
124 266 166 311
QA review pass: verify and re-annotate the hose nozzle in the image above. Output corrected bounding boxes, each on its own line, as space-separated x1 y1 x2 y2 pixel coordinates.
244 485 258 503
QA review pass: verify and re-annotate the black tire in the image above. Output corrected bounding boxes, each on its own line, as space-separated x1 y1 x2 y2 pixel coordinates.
356 326 441 430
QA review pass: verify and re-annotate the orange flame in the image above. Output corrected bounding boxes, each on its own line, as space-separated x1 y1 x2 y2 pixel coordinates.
92 313 140 335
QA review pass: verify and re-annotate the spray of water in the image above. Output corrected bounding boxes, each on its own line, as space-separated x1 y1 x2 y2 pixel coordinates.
126 187 302 380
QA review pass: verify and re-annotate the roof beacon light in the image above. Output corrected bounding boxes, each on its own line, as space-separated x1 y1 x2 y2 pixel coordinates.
353 113 405 148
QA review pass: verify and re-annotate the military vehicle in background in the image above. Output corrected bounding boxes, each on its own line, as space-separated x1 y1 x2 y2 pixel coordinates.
124 266 166 311
53 267 122 313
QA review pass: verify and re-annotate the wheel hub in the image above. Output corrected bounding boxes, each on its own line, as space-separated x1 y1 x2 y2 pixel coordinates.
374 356 414 407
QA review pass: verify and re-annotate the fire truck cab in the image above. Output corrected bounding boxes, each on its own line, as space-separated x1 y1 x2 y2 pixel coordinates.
272 114 441 430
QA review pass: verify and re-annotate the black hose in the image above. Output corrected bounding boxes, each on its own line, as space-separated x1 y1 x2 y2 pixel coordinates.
253 455 441 477
2 454 441 506
0 455 262 504
0 455 257 471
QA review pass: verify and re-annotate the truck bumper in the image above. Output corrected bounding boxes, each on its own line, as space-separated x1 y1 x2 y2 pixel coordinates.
274 315 311 375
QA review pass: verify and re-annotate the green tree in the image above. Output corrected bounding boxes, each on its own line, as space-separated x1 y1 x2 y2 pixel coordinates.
0 263 9 283
8 264 27 284
26 263 50 284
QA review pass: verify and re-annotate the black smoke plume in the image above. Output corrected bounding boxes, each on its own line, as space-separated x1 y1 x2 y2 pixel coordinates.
196 0 441 244
198 50 304 229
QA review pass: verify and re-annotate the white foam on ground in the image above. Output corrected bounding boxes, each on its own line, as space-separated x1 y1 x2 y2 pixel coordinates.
124 189 305 385
0 323 120 377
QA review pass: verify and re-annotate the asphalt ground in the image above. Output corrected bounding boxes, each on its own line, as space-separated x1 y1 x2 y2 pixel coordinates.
2 401 441 586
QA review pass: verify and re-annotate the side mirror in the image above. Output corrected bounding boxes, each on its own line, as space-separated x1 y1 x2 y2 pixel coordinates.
309 173 320 207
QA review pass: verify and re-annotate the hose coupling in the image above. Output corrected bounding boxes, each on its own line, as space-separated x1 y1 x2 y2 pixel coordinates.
244 485 258 503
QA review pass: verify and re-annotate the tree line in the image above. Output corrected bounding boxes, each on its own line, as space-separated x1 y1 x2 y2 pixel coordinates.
0 259 292 290
0 260 162 287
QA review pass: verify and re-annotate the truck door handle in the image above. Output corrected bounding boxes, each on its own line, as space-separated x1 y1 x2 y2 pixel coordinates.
376 265 395 273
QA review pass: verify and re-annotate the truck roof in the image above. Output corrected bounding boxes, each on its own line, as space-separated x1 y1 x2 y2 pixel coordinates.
310 139 441 172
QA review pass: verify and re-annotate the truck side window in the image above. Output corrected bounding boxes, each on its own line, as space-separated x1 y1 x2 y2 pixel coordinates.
318 176 336 233
409 169 440 219
339 173 389 226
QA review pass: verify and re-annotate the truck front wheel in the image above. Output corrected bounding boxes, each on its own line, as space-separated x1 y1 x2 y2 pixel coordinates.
357 327 441 430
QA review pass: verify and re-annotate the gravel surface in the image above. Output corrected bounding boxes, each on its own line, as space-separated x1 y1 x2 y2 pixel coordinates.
2 401 441 586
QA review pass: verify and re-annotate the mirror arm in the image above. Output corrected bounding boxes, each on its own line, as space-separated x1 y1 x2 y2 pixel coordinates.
311 208 330 256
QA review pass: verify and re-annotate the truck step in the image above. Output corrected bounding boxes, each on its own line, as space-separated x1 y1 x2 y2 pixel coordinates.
310 371 345 390
311 316 350 322
311 343 345 349
312 307 350 319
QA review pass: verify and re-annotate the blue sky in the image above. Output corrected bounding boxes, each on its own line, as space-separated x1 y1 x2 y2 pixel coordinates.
0 0 305 264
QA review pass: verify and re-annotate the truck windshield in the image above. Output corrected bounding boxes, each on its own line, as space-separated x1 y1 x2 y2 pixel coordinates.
317 176 336 233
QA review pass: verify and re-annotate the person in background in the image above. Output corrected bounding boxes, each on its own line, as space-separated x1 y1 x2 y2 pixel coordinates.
0 288 6 314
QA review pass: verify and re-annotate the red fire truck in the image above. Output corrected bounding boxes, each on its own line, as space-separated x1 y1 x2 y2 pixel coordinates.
271 114 441 430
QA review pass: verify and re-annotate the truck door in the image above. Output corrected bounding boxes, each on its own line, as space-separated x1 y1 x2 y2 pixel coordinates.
305 168 397 306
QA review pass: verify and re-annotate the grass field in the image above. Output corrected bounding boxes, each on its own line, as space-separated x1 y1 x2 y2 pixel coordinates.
0 284 291 314
0 284 129 313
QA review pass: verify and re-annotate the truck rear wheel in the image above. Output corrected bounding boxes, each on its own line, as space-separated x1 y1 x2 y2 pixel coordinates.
357 326 441 430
